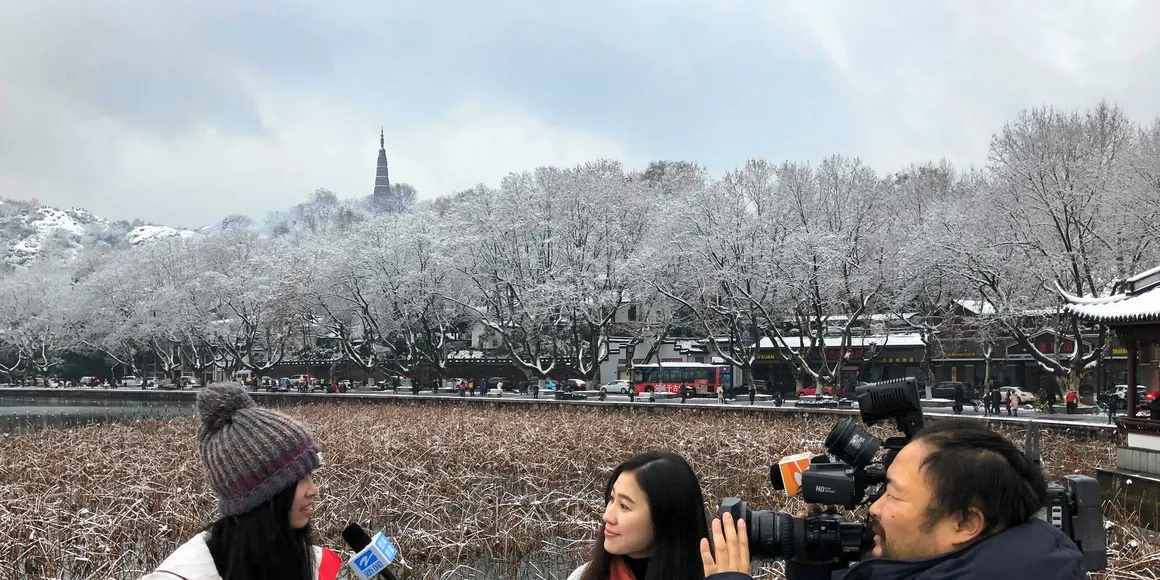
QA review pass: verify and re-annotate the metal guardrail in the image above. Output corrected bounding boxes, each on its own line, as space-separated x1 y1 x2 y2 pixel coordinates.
0 387 1119 435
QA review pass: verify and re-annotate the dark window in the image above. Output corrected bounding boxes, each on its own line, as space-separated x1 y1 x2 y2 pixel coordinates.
628 305 638 321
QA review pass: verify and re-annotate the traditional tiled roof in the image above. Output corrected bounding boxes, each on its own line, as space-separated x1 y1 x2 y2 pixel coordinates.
1064 265 1160 324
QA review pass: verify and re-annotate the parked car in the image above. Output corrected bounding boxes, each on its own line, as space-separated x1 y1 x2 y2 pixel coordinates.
564 379 587 391
930 381 968 400
79 376 99 387
999 386 1037 405
796 385 835 398
600 379 633 394
157 377 182 390
1106 384 1149 409
289 374 314 387
121 375 143 388
180 375 202 388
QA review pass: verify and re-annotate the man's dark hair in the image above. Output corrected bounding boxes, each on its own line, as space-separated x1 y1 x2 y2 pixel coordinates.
913 420 1047 535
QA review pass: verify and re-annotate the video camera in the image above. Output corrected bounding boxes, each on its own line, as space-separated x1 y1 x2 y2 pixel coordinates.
718 377 1108 570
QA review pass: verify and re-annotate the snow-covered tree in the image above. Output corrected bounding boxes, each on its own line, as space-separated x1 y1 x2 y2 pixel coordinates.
957 103 1154 395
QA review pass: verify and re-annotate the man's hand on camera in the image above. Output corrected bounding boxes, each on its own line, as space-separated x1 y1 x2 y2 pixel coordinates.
701 511 751 576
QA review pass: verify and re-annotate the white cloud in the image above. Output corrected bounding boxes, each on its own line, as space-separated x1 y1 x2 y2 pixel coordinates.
1 0 1157 226
0 85 630 226
762 0 1160 172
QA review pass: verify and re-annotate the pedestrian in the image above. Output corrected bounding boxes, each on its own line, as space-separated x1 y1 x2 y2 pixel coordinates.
717 385 726 405
469 379 476 397
952 385 964 415
1065 389 1078 414
143 385 339 580
774 390 783 407
628 386 636 403
1045 388 1056 414
531 380 539 400
748 383 756 406
1006 392 1019 417
679 384 688 403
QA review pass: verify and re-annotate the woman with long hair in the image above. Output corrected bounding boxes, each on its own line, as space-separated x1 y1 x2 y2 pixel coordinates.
569 450 749 580
143 385 342 580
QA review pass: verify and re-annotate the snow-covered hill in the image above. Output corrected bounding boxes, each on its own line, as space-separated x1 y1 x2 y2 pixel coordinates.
0 198 198 267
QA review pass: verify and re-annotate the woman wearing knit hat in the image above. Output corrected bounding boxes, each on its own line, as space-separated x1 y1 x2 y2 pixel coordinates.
143 384 342 580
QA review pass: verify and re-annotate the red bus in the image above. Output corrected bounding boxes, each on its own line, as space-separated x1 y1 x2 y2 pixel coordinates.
631 363 732 395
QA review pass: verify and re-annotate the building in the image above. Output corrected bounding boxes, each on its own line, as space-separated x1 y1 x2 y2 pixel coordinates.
1065 264 1160 413
1065 264 1160 528
373 127 391 202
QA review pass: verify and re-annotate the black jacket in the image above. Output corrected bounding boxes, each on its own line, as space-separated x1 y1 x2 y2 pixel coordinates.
708 519 1087 580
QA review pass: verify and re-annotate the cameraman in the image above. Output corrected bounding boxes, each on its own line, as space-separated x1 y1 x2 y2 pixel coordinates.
705 420 1088 580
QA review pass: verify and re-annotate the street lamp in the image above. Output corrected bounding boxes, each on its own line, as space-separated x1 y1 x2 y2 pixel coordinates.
624 340 638 380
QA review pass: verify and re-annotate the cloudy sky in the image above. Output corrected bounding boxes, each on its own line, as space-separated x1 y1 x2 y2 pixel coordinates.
1 1 1158 227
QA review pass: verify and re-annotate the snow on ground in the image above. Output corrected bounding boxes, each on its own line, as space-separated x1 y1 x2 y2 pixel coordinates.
32 207 91 237
6 207 98 265
126 225 195 246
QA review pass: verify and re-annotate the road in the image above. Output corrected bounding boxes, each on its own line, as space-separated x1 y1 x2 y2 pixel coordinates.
300 386 1126 427
2 384 1128 428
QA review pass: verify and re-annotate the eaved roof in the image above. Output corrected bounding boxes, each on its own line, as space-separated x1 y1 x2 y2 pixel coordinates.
1063 265 1160 324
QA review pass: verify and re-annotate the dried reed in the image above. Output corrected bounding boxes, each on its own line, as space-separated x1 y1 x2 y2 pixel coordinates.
0 402 1148 579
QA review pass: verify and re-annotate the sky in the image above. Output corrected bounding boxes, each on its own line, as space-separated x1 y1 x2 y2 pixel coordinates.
1 1 1158 228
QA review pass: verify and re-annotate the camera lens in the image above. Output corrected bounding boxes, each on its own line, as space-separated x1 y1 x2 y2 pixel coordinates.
718 498 794 560
824 418 882 469
718 499 872 562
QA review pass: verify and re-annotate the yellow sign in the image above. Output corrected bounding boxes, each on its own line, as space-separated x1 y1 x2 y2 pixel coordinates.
1112 347 1127 356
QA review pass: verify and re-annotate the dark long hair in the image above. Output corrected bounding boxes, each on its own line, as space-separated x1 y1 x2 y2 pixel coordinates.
581 451 709 580
205 482 316 580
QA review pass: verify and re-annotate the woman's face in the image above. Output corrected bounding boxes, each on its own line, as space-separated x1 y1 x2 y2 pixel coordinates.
289 474 319 529
601 471 654 558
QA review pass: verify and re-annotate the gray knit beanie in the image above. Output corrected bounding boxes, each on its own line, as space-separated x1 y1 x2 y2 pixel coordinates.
195 385 322 517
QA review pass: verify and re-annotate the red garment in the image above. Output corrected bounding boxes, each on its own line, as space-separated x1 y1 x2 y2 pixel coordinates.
1065 391 1078 403
318 547 342 580
610 557 638 580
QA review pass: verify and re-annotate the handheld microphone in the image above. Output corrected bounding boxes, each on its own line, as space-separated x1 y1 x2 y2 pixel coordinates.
342 522 400 580
769 452 822 496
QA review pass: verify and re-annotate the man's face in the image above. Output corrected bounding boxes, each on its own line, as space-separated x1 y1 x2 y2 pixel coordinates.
867 440 983 560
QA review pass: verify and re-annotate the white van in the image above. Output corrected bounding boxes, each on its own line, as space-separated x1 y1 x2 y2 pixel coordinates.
231 370 253 384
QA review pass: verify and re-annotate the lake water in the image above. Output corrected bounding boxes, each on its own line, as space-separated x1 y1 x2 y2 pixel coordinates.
0 394 195 433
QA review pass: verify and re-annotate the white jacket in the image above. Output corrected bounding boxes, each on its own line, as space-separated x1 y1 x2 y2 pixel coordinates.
567 563 588 580
141 532 340 580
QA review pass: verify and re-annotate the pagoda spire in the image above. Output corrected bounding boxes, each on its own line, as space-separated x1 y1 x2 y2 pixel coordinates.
373 127 391 201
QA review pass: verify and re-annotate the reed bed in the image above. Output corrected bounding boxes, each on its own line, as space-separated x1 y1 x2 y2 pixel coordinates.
0 402 1148 579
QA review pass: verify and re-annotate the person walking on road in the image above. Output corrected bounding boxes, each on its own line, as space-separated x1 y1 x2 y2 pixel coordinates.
748 383 756 406
1006 391 1019 417
1065 389 1078 414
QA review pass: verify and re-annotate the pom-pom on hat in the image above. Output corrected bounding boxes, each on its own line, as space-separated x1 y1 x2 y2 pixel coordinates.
195 384 322 517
